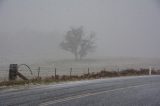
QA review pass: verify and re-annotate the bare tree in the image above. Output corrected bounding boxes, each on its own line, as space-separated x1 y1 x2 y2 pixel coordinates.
60 26 96 60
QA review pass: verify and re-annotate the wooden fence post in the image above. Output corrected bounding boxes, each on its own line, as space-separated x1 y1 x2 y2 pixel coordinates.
55 68 57 79
9 64 18 80
88 68 90 75
70 68 72 77
38 67 40 78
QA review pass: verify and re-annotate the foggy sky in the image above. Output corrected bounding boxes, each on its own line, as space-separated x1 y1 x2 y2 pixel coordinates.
0 0 160 63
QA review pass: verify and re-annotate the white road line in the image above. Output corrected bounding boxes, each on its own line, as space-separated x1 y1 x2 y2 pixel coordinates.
39 83 151 106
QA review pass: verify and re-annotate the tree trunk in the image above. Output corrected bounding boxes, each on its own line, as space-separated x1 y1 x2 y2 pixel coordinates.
80 55 83 60
74 52 78 61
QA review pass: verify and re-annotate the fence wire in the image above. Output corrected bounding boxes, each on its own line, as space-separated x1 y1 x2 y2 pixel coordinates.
0 64 160 81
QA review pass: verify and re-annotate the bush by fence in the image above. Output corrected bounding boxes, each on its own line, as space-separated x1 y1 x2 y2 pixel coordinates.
0 64 160 82
0 68 160 86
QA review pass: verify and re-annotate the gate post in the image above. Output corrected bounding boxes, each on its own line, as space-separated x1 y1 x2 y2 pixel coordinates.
9 64 18 80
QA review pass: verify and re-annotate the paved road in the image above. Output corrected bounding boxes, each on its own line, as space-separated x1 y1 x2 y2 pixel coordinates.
0 75 160 106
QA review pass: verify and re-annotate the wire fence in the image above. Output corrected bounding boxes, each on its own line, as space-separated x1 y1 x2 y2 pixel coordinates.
0 63 160 81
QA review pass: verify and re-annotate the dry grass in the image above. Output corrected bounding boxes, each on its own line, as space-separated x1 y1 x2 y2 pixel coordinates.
0 69 160 86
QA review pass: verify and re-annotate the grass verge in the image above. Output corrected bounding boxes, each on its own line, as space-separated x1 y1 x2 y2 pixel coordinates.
0 68 160 87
